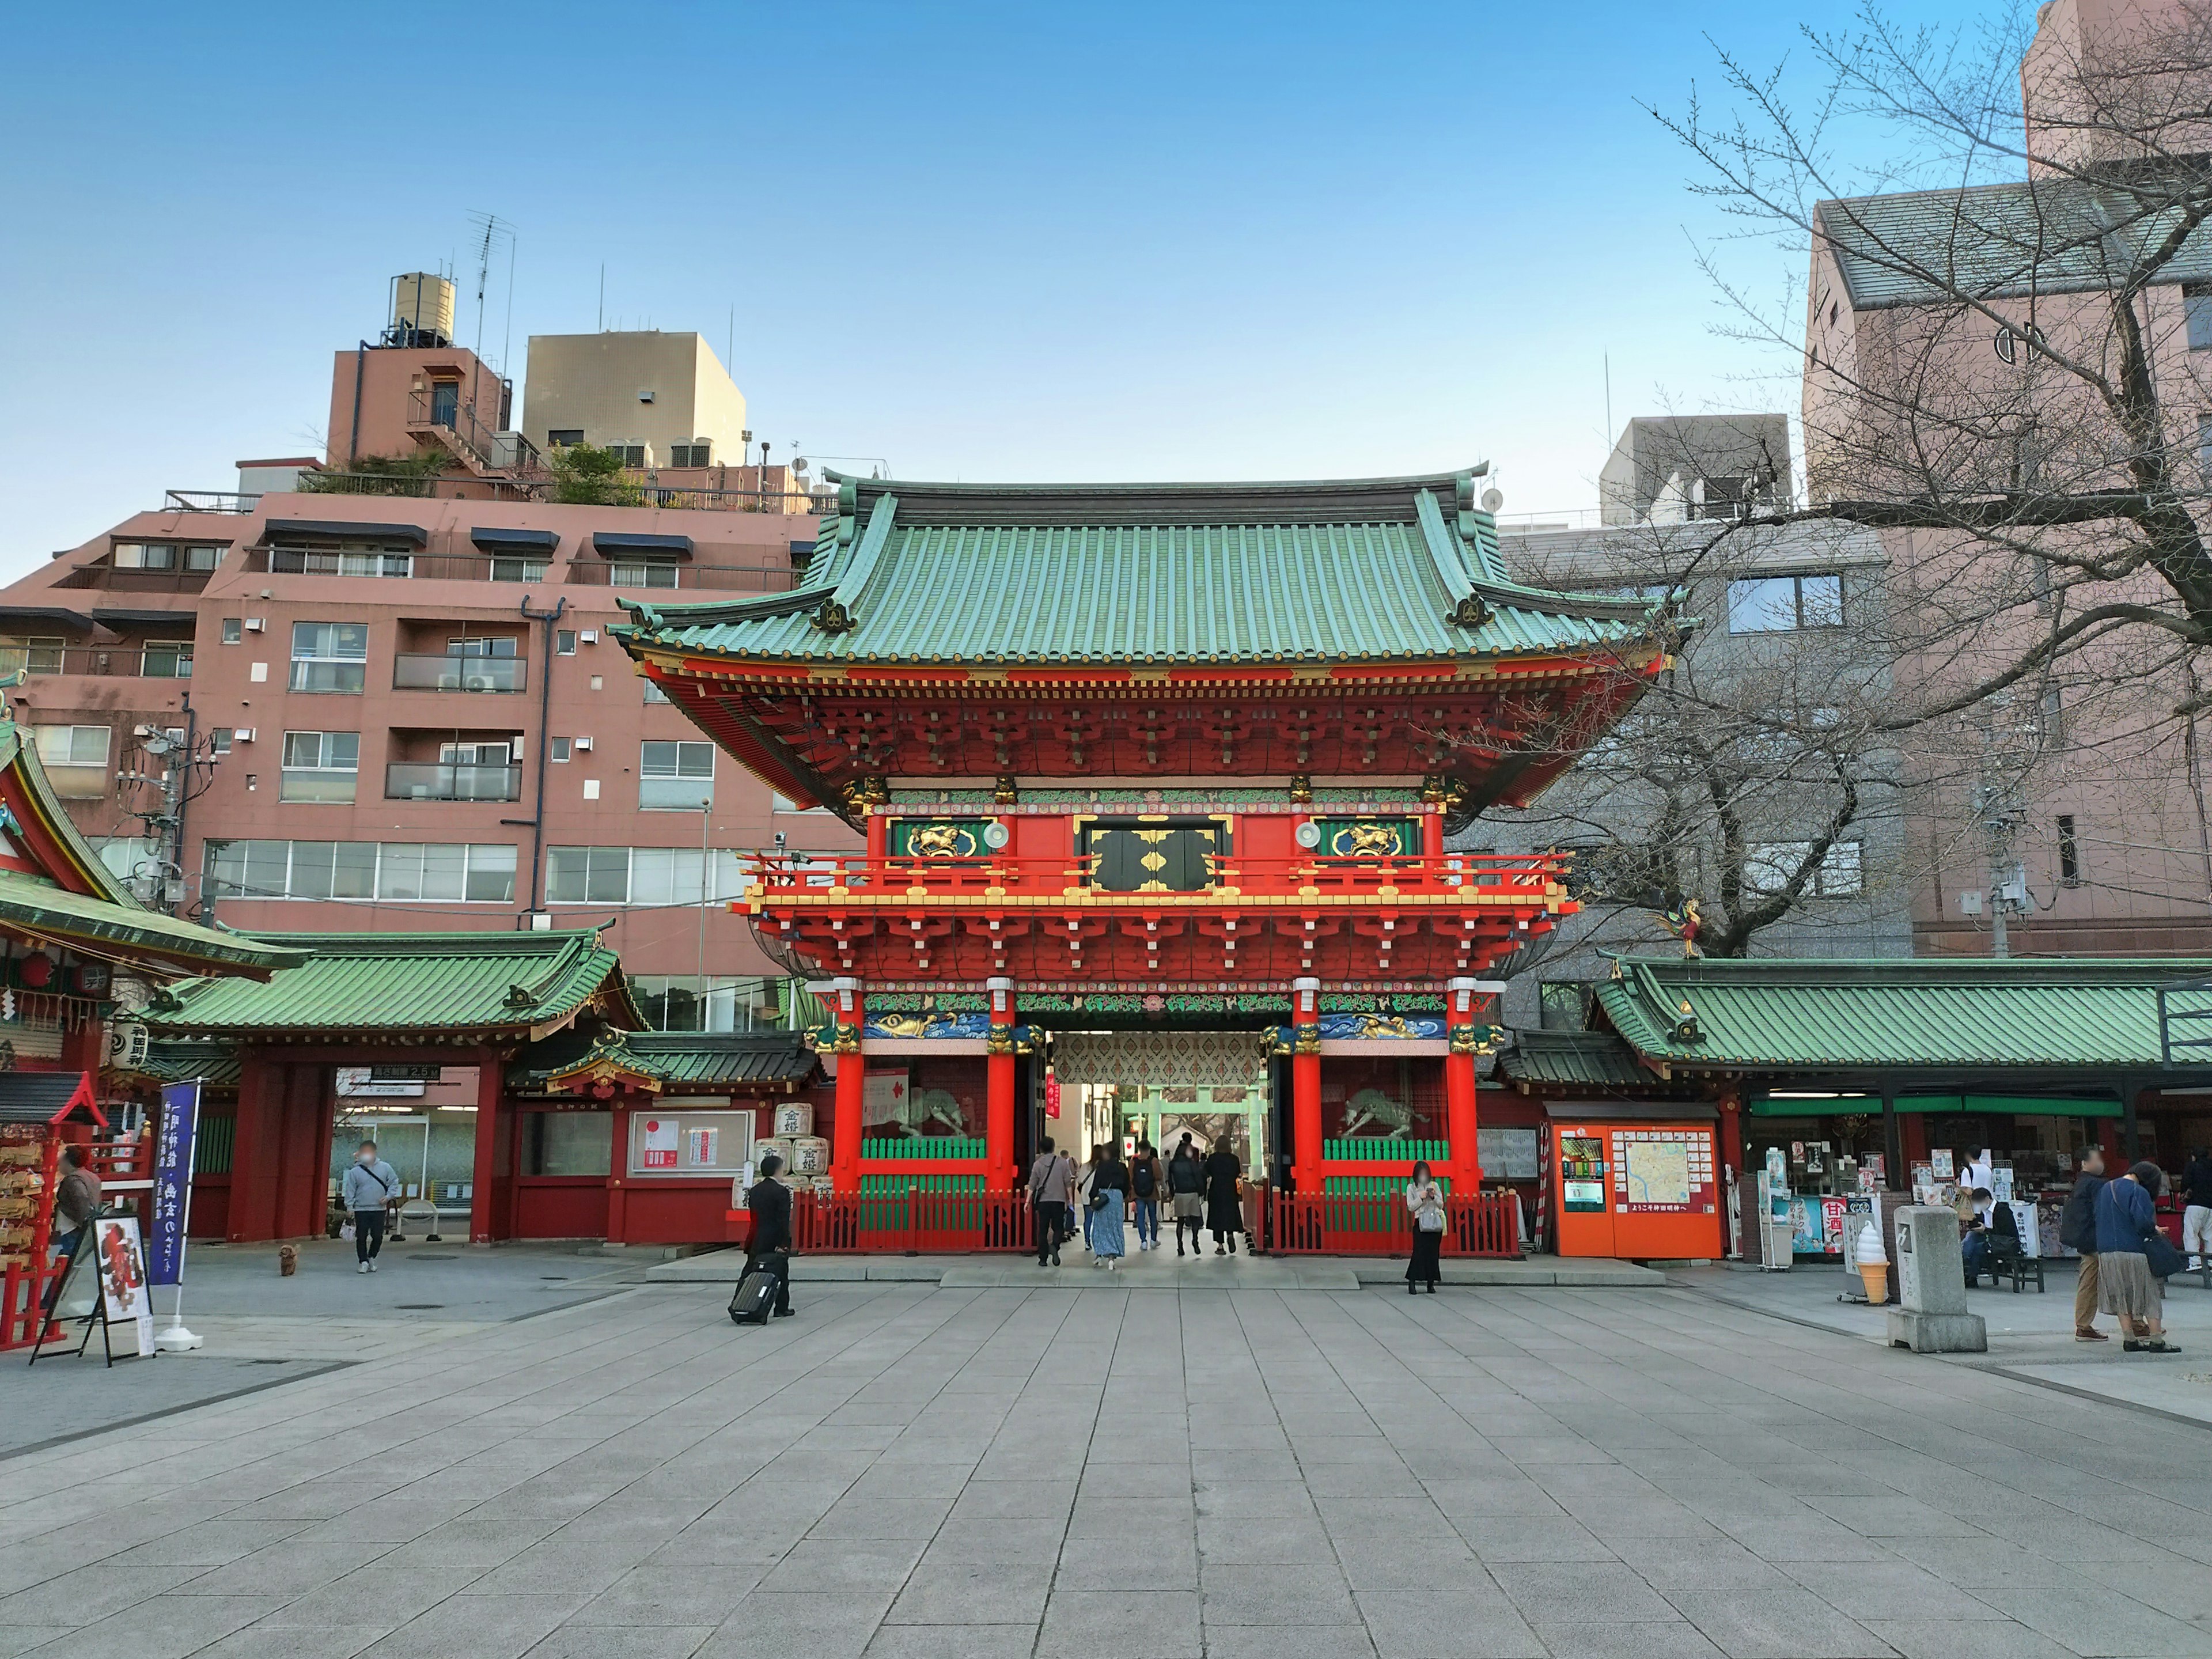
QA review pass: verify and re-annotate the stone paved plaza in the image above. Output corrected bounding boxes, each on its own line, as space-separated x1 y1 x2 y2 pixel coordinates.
3 1277 2210 1659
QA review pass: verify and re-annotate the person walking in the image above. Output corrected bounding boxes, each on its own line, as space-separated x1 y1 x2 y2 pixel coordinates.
2060 1147 2107 1341
37 1145 102 1327
1203 1138 1243 1255
1130 1139 1161 1252
1077 1145 1104 1254
1088 1145 1130 1270
1028 1135 1075 1267
2097 1160 2179 1353
744 1153 795 1318
1168 1134 1205 1256
2180 1145 2212 1271
340 1139 400 1273
1406 1160 1446 1294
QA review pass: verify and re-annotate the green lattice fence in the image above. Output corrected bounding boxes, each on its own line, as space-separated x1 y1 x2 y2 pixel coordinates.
1322 1175 1453 1198
861 1137 988 1161
858 1173 987 1196
1323 1138 1449 1164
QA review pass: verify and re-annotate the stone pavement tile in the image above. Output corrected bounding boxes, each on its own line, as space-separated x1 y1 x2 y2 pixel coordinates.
466 1537 657 1597
381 1516 565 1570
861 1625 1041 1659
916 1518 1041 1564
1065 1495 1192 1536
1195 1448 1304 1482
1604 1537 1800 1590
845 1464 973 1502
189 1627 388 1659
1800 1494 1967 1537
1195 1478 1318 1517
1859 1621 2080 1659
1968 1585 2212 1657
1079 1459 1192 1497
1532 1623 1728 1659
1291 1436 1406 1465
283 1498 484 1545
1200 1562 1361 1624
1201 1625 1382 1659
1304 1463 1427 1498
949 1479 1075 1520
1315 1495 1452 1532
1449 1514 1616 1563
1421 1477 1567 1518
355 1593 579 1659
1576 1501 1729 1541
0 1628 74 1659
808 1497 956 1540
1331 1541 1479 1591
1198 1512 1339 1564
1665 1587 1898 1658
1035 1588 1199 1658
1784 1559 2008 1623
171 1538 398 1597
1053 1531 1197 1590
1721 1518 1893 1562
2088 1558 2212 1624
521 1627 715 1659
1489 1561 1685 1624
755 1539 927 1595
107 1520 317 1568
1354 1588 1547 1658
693 1592 894 1659
32 1596 287 1659
885 1561 1050 1625
0 1559 207 1628
1505 1438 1622 1465
567 1564 760 1626
250 1560 487 1626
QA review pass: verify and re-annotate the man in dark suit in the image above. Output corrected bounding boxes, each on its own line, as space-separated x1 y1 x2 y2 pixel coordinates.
745 1153 795 1319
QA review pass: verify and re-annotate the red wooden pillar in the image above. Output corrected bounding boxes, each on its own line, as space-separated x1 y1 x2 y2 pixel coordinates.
987 977 1016 1189
606 1095 633 1244
830 979 865 1190
1291 976 1321 1192
1444 978 1484 1190
469 1048 506 1245
228 1052 280 1243
1717 1081 1744 1186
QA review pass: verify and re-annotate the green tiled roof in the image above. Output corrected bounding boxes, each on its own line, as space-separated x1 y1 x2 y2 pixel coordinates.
1595 956 2212 1073
613 471 1664 668
143 929 636 1040
139 1039 242 1090
0 870 305 979
1497 1029 1657 1089
511 1028 817 1091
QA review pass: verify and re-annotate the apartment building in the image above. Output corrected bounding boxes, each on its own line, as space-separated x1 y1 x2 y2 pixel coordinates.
0 284 858 1032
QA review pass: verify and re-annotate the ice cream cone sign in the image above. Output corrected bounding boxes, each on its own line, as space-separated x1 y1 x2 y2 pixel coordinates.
1855 1220 1888 1304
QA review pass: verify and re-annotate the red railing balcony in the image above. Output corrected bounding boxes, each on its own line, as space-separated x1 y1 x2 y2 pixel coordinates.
745 850 1574 904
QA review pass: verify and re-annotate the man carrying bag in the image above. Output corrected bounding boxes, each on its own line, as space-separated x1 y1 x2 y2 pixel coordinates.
1028 1135 1074 1267
733 1153 794 1322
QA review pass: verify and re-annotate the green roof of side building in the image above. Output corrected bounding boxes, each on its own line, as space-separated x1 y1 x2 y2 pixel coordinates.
510 1029 817 1092
613 471 1666 668
144 929 639 1041
1496 1029 1665 1090
1594 956 2212 1075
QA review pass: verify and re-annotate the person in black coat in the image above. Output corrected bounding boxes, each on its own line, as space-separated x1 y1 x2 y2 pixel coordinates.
745 1153 795 1318
2059 1147 2108 1342
1203 1141 1243 1255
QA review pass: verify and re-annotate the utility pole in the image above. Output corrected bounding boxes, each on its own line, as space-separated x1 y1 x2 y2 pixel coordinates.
1971 702 2029 959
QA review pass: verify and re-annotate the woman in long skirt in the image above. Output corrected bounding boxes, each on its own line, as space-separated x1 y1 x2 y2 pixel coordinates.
1090 1148 1130 1271
1405 1160 1445 1294
1203 1141 1243 1255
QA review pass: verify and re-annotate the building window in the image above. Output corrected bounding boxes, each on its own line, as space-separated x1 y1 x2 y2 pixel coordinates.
603 444 647 468
221 618 243 645
608 562 680 589
641 740 714 809
488 557 548 583
643 679 670 704
33 725 110 767
1 637 66 676
631 974 774 1033
270 543 413 578
2189 283 2212 351
555 629 578 656
279 731 359 802
2058 815 2082 887
550 736 572 763
203 840 516 903
113 542 221 571
1726 574 1844 633
210 728 234 755
141 642 194 679
668 441 712 468
547 429 584 448
290 621 369 693
1745 839 1863 897
1538 982 1592 1031
544 846 748 906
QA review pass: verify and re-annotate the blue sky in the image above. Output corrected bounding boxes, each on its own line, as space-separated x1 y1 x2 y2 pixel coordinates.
0 1 1980 577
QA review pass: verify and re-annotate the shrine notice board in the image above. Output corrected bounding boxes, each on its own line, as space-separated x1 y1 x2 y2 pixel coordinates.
1548 1117 1722 1260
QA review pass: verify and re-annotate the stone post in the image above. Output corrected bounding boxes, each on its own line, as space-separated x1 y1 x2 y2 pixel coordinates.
1887 1205 1987 1353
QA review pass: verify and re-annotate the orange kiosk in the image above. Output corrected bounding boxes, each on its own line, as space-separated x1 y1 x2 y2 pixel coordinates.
1546 1103 1722 1260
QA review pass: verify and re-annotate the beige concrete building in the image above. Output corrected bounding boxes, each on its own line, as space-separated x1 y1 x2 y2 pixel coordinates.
520 332 748 469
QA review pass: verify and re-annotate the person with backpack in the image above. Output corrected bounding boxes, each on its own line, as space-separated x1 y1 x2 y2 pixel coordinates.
1168 1134 1205 1256
741 1153 794 1319
340 1139 400 1273
1129 1139 1161 1252
2059 1147 2108 1342
1029 1135 1075 1267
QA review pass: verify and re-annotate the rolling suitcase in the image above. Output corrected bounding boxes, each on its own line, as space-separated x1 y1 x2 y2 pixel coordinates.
728 1252 783 1325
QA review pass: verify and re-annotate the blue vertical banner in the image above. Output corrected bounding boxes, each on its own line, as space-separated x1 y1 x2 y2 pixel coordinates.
147 1080 200 1287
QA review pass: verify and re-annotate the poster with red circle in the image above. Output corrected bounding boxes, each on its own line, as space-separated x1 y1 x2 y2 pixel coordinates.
641 1117 679 1168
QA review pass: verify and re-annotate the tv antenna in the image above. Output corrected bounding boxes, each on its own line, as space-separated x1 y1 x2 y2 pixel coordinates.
466 211 515 366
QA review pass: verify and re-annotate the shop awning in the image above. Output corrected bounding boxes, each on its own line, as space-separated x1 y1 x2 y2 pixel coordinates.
1750 1092 2121 1118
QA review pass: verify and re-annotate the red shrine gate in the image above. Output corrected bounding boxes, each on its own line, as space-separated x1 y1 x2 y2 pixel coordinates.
615 469 1671 1252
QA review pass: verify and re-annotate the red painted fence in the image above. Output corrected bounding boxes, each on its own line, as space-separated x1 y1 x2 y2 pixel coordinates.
783 1185 1520 1259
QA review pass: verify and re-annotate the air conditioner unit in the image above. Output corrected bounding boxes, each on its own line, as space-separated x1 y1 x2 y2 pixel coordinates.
244 618 266 633
574 736 593 752
234 728 256 743
579 630 599 645
463 675 495 692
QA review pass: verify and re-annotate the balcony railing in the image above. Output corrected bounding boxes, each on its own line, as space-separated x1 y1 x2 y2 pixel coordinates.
392 653 527 693
0 646 194 680
160 490 262 514
747 851 1574 902
406 388 537 474
385 763 522 802
565 560 789 593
